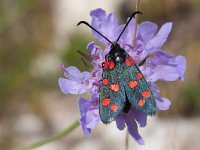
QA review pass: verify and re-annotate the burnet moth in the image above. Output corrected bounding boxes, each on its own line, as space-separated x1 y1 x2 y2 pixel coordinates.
77 11 157 124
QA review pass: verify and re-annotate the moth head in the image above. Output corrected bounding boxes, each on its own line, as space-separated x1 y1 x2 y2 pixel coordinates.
111 42 120 51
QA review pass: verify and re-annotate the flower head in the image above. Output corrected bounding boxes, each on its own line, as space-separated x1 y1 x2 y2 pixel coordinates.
58 8 186 144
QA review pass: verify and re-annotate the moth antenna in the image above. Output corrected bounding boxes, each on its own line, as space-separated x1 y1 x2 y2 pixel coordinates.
115 11 142 43
77 21 112 44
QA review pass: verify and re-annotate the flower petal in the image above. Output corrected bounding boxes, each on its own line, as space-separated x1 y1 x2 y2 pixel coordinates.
78 97 100 138
79 117 91 138
148 65 180 82
101 13 118 42
87 42 98 51
138 21 158 43
58 78 88 94
143 50 186 82
124 19 135 45
156 97 171 110
86 42 105 66
174 55 186 80
115 114 126 130
145 22 173 52
90 8 106 20
124 114 145 145
132 108 147 128
149 81 160 96
150 82 171 110
90 9 107 45
116 24 126 45
85 110 100 129
62 65 82 81
90 84 100 102
91 8 118 45
81 71 92 81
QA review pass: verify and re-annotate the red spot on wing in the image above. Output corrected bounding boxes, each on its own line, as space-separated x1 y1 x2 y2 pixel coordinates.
103 58 109 69
138 99 146 107
109 84 120 91
110 104 118 112
109 60 115 70
102 78 108 85
125 57 131 66
142 91 151 98
102 98 110 106
136 73 143 79
129 81 138 88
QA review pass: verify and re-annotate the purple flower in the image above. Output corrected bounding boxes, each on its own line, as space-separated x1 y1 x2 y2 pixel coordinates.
58 8 186 144
58 65 93 94
116 106 146 145
86 42 105 68
140 50 186 82
78 97 100 137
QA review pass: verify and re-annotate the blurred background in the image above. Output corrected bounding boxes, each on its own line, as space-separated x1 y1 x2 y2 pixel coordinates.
0 0 200 150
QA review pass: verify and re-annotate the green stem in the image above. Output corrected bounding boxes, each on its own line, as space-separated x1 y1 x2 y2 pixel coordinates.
133 0 140 47
15 120 80 150
125 128 129 150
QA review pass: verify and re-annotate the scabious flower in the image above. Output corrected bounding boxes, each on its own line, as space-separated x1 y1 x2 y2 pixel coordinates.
58 8 186 145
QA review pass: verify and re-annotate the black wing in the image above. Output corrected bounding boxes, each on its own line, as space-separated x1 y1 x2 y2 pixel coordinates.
122 55 157 115
99 58 126 124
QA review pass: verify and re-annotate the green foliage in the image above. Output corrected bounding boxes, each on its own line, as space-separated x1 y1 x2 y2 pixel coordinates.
61 34 93 71
183 83 200 116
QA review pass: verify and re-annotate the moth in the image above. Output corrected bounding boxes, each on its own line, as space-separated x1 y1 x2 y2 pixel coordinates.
78 11 157 124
